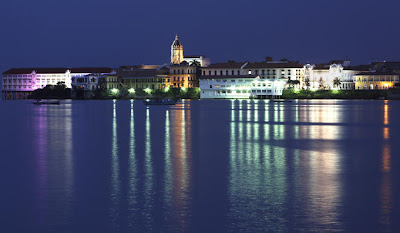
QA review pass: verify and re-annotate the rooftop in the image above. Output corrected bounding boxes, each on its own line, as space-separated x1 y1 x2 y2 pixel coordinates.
3 67 112 75
199 75 257 79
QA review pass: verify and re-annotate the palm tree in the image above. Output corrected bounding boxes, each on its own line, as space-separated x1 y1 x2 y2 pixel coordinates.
190 60 201 67
333 77 341 89
319 78 325 89
304 78 310 90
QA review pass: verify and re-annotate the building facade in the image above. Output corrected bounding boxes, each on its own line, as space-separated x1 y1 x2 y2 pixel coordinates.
2 67 111 99
302 64 368 90
199 62 288 99
353 72 400 90
168 64 198 88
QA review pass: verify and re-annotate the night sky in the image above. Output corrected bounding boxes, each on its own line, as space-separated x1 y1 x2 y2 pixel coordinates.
1 0 400 74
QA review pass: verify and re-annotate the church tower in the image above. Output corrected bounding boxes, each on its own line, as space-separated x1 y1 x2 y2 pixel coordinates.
171 34 183 64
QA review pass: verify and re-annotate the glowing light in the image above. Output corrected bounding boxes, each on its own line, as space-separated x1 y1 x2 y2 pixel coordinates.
145 88 151 93
128 88 135 94
164 87 170 92
111 88 119 94
181 87 186 92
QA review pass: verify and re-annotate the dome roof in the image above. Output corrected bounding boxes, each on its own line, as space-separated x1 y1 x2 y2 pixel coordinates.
172 35 182 48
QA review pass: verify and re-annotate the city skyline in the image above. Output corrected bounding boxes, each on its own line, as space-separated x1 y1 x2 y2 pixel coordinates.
1 0 400 74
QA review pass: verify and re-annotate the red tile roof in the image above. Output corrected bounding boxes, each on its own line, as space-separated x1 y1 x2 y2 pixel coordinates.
3 67 112 75
246 62 303 69
199 75 257 79
354 72 399 76
203 62 247 69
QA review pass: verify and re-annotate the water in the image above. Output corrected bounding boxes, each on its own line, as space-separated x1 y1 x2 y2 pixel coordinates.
0 99 399 233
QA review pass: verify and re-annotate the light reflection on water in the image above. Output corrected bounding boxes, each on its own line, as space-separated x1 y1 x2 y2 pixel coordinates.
1 99 398 233
228 100 345 232
32 104 74 232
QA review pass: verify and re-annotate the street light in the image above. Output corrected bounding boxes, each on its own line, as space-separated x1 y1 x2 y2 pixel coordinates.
111 88 119 94
128 88 135 94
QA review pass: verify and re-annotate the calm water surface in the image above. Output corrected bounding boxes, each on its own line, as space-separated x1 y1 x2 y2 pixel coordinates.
0 99 399 233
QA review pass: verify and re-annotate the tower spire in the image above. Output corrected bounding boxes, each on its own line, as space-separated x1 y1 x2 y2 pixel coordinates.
171 34 183 64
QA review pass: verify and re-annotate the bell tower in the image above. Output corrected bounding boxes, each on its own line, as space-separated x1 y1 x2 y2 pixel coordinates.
171 34 183 64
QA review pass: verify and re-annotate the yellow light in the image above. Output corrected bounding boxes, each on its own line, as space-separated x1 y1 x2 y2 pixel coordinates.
164 87 170 92
111 88 119 94
181 87 186 92
145 88 151 93
128 88 135 93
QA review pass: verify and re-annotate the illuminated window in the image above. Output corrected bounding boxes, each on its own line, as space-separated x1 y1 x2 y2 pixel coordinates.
248 70 251 74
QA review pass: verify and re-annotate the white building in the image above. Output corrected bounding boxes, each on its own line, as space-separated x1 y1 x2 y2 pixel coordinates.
199 62 288 99
2 67 112 99
302 64 367 90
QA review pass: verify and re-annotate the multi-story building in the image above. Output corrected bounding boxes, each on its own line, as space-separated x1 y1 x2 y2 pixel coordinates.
302 63 369 90
353 72 400 90
118 66 170 90
2 67 112 99
168 64 198 88
199 62 288 99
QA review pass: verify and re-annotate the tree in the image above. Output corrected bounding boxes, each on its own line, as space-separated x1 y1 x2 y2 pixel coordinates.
304 78 310 90
319 78 325 89
190 60 201 67
333 77 341 89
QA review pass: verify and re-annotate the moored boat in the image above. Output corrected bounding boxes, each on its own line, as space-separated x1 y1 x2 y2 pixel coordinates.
33 100 60 105
143 99 177 105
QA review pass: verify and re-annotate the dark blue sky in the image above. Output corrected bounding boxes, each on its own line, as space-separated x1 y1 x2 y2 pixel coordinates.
1 0 400 73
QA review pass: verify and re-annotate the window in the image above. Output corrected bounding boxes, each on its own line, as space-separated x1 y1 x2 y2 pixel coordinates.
231 80 235 82
237 70 240 75
226 70 229 75
220 71 223 75
209 71 211 75
210 85 212 88
232 70 234 75
262 70 265 75
248 70 251 74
